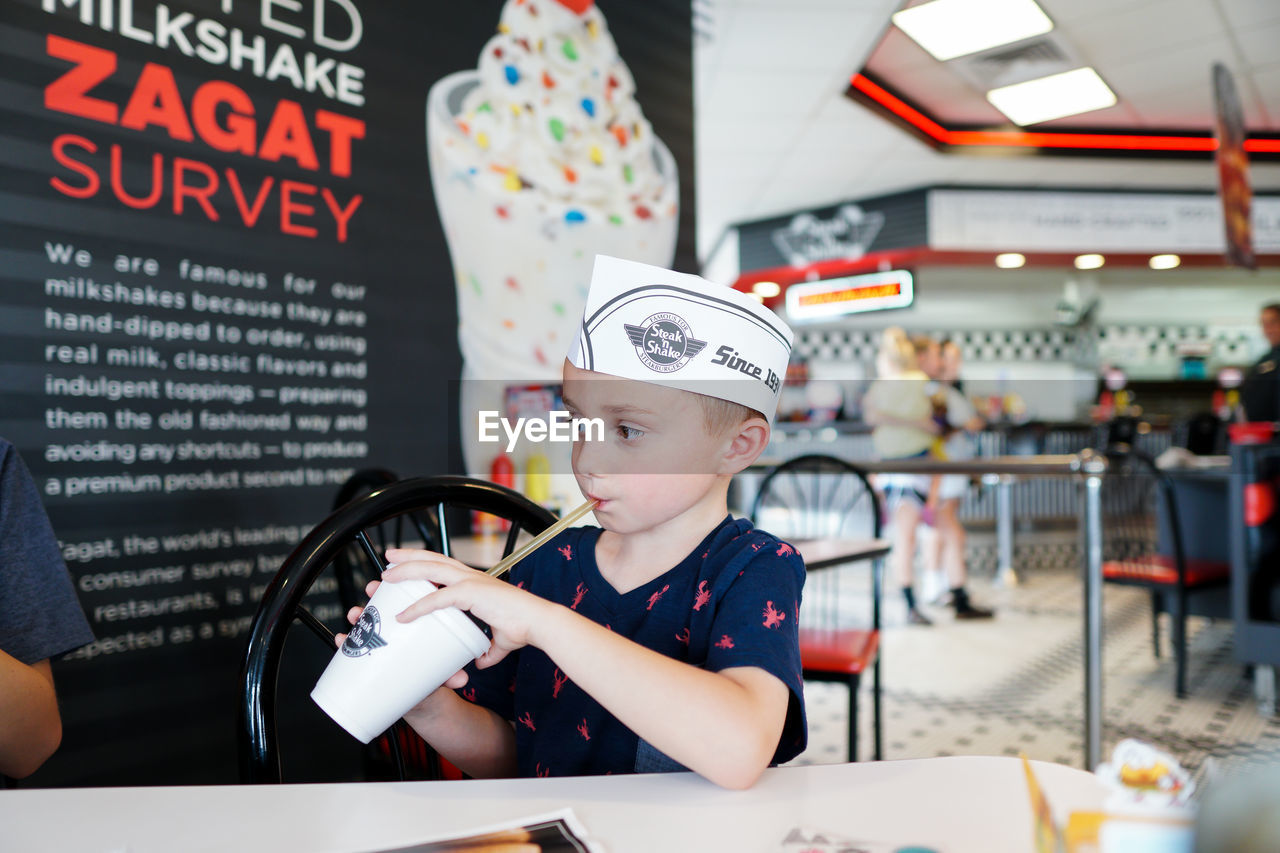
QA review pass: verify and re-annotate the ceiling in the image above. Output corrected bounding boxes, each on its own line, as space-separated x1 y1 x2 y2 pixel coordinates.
694 0 1280 266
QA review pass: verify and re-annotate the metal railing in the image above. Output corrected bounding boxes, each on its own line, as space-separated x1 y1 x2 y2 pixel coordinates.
803 451 1111 769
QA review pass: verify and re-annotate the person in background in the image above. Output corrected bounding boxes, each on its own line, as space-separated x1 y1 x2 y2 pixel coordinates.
1240 302 1280 422
862 328 939 625
0 438 94 779
922 340 994 620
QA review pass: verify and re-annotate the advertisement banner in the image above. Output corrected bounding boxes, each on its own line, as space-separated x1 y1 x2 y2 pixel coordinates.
0 0 694 785
1213 62 1255 270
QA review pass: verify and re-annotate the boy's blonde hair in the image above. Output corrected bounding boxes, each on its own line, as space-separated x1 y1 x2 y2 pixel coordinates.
697 394 766 435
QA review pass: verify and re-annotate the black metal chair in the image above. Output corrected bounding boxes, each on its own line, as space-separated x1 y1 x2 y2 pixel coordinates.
238 476 557 783
749 454 884 762
1099 446 1231 697
330 468 401 613
1101 415 1142 450
1176 411 1226 456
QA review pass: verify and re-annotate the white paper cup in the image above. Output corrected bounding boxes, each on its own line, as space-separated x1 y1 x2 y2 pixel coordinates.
311 579 491 744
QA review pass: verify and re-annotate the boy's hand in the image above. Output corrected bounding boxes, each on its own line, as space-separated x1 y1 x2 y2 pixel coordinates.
382 547 555 669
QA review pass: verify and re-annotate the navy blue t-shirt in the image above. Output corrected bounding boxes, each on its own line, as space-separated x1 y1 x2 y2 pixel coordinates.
460 515 807 777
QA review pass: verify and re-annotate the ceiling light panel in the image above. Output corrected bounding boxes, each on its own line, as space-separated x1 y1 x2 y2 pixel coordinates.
986 67 1117 125
892 0 1055 62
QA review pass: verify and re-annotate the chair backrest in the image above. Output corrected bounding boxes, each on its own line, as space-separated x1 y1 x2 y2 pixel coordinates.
1178 411 1226 456
1100 447 1187 578
749 454 883 630
238 476 557 783
1103 416 1142 450
331 468 401 613
749 454 882 542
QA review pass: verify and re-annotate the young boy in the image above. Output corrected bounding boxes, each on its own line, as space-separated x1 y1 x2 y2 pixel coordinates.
344 256 804 789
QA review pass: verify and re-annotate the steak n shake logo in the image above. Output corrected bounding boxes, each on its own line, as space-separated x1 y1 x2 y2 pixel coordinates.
624 312 707 374
771 204 885 267
341 605 389 658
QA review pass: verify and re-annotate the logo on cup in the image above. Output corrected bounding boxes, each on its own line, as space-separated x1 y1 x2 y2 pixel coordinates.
624 312 706 374
341 605 390 658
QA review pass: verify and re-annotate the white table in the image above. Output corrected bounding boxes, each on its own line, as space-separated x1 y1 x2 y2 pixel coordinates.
0 757 1102 852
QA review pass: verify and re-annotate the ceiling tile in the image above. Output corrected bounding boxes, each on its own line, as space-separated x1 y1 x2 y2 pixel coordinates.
1249 66 1280 126
1062 0 1227 66
700 69 829 118
1038 0 1164 25
712 7 892 73
1233 19 1280 70
697 117 805 153
1217 0 1280 29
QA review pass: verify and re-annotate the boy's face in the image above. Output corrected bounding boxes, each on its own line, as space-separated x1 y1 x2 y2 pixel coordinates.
561 361 736 535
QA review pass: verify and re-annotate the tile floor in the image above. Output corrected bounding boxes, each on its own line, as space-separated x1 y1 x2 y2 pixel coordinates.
788 531 1280 785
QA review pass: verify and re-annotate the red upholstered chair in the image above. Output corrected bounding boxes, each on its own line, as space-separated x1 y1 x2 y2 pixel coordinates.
1099 447 1231 697
750 454 884 762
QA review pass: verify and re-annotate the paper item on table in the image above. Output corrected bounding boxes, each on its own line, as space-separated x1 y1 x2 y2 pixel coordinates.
357 807 601 852
780 826 942 852
1025 745 1196 853
1021 755 1063 853
1095 739 1195 814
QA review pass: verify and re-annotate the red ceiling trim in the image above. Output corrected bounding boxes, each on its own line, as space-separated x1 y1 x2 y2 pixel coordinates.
849 74 949 144
849 73 1280 157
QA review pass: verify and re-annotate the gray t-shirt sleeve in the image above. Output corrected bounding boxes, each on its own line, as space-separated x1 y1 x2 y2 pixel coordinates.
0 440 94 664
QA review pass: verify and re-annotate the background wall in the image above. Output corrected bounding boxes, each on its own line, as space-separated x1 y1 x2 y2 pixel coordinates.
785 265 1276 421
0 0 695 785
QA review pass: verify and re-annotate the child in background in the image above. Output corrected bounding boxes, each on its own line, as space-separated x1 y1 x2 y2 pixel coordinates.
340 256 804 789
922 340 994 620
861 327 940 625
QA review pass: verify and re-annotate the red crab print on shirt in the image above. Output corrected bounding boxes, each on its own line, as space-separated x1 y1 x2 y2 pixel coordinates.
675 627 690 645
646 584 670 611
535 763 550 778
763 600 787 628
558 544 573 560
552 669 568 698
714 634 735 649
692 580 710 611
577 719 591 741
518 711 536 731
570 582 588 610
776 542 796 557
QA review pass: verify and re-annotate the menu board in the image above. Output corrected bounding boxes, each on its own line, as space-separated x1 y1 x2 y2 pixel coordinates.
0 0 694 785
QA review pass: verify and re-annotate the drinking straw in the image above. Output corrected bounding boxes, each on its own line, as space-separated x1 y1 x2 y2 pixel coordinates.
485 498 598 578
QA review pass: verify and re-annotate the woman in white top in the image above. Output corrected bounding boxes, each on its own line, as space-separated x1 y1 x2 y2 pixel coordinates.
861 327 940 625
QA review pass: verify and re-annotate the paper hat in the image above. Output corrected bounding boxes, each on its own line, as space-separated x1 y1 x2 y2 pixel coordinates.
567 255 794 420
